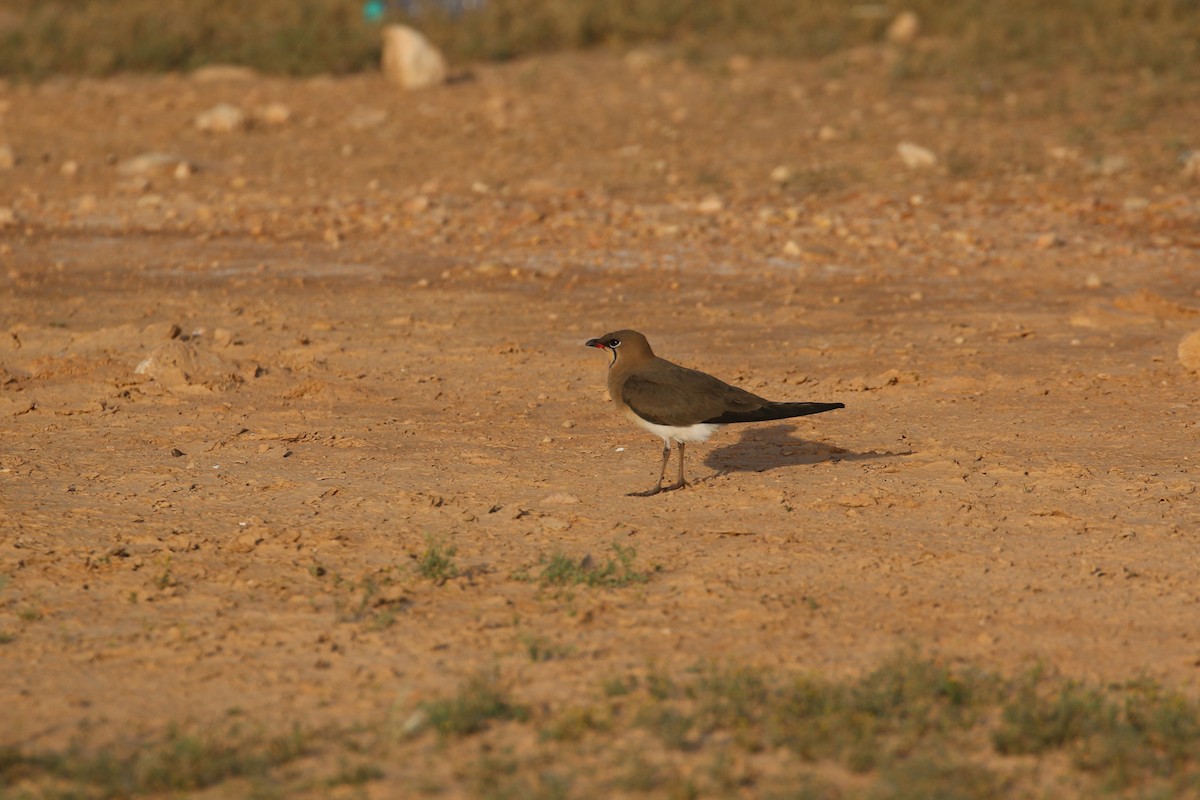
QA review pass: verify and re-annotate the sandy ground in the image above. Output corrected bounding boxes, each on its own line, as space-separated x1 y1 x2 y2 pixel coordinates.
2 48 1200 792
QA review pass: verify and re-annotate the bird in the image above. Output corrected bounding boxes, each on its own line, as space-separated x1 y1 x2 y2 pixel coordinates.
585 330 844 496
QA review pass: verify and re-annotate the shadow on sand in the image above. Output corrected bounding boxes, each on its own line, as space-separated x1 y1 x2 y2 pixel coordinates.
702 423 911 475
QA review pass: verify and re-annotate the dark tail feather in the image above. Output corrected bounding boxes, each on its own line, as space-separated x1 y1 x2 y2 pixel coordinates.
705 401 844 425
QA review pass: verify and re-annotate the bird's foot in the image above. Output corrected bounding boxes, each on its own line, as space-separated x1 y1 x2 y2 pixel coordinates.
628 480 688 497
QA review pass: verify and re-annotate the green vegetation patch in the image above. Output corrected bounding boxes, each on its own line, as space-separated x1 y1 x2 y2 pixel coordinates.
1 0 1197 79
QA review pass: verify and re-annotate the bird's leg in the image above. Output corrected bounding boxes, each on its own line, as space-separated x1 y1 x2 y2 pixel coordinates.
628 439 671 497
663 441 688 492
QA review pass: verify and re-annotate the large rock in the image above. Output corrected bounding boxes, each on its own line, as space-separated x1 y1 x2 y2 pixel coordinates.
195 103 246 133
381 25 447 90
1179 330 1200 372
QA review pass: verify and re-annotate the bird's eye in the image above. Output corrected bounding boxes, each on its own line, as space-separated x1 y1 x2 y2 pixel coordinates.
607 338 621 347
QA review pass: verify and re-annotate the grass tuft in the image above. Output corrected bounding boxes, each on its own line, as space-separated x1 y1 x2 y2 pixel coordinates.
531 542 652 590
422 671 530 737
416 536 460 585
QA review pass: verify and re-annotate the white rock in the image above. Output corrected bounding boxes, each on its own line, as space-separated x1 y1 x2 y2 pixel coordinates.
769 165 792 184
195 103 246 133
1179 330 1200 372
887 11 920 44
696 195 725 214
897 141 937 169
117 152 190 177
381 25 447 90
191 64 258 82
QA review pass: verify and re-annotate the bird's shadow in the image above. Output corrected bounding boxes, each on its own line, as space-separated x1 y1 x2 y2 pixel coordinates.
703 424 910 475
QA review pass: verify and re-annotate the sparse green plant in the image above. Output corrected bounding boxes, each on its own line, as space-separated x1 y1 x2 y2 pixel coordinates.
530 542 652 591
152 557 177 591
416 537 459 585
0 725 310 796
5 0 1198 80
520 633 573 662
422 671 529 737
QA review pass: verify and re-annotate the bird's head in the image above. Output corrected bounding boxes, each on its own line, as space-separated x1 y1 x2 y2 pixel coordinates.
585 330 652 367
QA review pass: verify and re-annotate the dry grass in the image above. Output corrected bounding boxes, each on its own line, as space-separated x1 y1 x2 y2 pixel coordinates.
7 653 1200 797
0 0 1197 78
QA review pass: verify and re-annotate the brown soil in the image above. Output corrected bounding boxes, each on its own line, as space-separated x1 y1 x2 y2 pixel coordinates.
2 48 1200 790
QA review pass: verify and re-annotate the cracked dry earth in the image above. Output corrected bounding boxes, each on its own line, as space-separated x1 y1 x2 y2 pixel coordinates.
2 49 1200 792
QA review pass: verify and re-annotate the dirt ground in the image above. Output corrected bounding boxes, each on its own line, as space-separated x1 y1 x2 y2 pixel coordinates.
2 47 1200 793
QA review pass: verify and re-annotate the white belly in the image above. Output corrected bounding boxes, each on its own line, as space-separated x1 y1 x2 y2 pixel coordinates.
624 408 720 443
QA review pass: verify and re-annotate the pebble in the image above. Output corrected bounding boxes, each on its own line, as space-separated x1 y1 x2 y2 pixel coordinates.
887 11 921 45
117 152 189 177
897 141 937 169
769 165 792 184
696 195 724 214
195 103 246 133
0 144 13 170
191 64 258 82
1085 273 1103 289
0 207 15 228
1179 330 1200 372
1181 151 1200 180
542 493 580 505
1088 154 1128 176
255 102 292 126
1034 232 1064 249
60 160 79 177
381 24 447 90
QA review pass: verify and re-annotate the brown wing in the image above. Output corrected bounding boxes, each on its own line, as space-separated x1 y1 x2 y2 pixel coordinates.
620 362 770 426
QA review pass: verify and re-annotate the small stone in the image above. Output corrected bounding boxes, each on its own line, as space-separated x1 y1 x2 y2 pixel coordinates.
1034 232 1064 250
173 161 193 180
897 141 937 169
1088 154 1128 176
561 420 576 429
0 145 14 169
696 195 724 214
256 102 291 126
1085 273 1103 289
542 493 580 506
769 165 792 184
0 207 15 228
226 529 263 554
1181 151 1200 181
117 152 189 177
381 25 447 90
195 103 246 133
817 125 838 141
171 448 185 457
886 11 920 45
60 160 79 177
782 240 802 256
1179 330 1200 372
191 64 258 82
